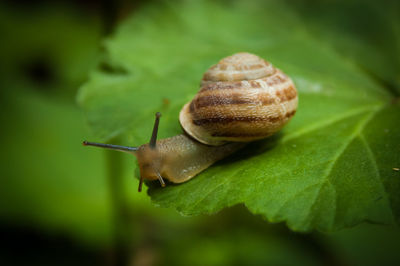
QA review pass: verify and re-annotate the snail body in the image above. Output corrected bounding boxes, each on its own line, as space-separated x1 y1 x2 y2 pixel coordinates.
136 134 244 184
84 52 297 191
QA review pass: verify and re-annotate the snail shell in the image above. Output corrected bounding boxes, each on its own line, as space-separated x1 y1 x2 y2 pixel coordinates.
180 52 298 146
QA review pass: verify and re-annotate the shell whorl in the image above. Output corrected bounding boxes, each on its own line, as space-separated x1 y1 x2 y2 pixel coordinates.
201 52 275 86
180 52 298 146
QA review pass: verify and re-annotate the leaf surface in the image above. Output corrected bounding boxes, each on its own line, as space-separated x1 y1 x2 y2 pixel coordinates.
78 0 400 231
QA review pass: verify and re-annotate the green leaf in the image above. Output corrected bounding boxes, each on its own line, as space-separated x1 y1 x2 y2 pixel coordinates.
291 0 400 95
78 0 400 231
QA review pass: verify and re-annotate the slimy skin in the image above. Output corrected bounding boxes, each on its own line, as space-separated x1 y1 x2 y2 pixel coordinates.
136 134 244 183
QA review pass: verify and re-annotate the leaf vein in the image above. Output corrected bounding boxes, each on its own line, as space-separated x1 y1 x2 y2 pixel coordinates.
359 133 395 222
304 104 384 227
282 105 380 143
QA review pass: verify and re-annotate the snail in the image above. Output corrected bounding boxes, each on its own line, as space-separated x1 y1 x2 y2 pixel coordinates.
83 52 298 192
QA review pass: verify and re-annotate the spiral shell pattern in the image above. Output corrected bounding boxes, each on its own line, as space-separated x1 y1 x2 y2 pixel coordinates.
180 52 298 146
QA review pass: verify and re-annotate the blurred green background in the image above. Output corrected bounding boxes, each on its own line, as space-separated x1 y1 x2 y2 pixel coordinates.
0 0 399 265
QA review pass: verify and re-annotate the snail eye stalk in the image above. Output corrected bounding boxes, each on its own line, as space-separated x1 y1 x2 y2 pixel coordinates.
149 112 161 149
82 141 138 152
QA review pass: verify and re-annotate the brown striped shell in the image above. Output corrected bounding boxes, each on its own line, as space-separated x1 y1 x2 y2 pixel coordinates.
179 52 298 146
